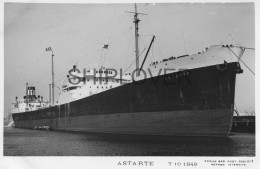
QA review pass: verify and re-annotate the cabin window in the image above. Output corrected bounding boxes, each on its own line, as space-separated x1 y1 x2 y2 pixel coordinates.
68 86 78 91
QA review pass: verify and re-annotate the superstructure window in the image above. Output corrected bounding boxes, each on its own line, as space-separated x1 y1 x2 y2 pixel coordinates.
68 86 78 91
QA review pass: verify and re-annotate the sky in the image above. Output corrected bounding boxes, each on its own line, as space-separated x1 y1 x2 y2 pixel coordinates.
3 2 255 117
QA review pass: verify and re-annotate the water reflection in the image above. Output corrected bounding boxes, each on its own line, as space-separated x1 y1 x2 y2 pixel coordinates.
4 128 255 156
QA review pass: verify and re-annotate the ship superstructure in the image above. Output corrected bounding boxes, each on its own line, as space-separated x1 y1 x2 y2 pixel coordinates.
11 84 49 114
58 66 131 105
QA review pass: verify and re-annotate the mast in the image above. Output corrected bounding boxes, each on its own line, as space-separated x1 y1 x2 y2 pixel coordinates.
126 4 147 71
49 84 51 106
134 4 140 70
52 50 54 106
46 47 54 106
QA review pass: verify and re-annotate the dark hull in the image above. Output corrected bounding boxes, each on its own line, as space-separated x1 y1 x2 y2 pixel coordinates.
12 62 239 136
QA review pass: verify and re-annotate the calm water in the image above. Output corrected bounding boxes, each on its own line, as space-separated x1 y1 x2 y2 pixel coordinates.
4 127 255 156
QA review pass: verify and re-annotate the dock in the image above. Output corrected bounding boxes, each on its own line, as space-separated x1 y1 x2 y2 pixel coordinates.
232 116 255 133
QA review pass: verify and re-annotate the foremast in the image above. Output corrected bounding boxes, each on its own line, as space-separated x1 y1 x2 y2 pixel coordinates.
127 4 147 71
133 4 140 70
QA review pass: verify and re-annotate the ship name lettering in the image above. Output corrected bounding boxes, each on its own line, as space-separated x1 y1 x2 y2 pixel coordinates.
117 161 154 166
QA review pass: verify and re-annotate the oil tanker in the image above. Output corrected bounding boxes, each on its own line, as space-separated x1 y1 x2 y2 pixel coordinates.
11 4 245 136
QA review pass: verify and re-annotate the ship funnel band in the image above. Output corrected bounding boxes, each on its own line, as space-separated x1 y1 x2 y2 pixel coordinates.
27 86 36 96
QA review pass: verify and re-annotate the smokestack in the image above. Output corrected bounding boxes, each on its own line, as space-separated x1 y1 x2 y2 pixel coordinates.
49 84 51 106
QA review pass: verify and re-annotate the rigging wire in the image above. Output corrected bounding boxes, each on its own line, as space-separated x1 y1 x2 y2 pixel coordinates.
244 47 255 50
221 34 255 51
154 37 164 59
247 105 255 114
155 16 207 48
109 13 132 42
123 44 148 74
124 36 135 69
227 47 255 75
54 75 67 84
182 33 187 54
234 103 239 115
105 26 134 68
66 18 133 66
108 26 133 46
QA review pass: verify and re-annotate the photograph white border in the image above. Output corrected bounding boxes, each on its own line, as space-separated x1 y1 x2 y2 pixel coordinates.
0 0 259 169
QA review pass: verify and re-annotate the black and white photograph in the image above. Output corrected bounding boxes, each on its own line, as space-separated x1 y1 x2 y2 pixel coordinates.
1 0 258 168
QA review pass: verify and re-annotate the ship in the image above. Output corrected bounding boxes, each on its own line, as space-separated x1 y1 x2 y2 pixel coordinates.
11 4 246 136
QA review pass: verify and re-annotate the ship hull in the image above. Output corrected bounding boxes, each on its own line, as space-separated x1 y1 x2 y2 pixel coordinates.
12 62 239 136
14 109 231 136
